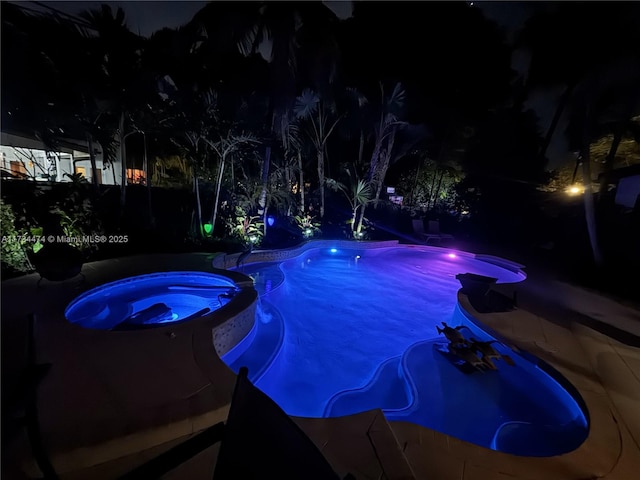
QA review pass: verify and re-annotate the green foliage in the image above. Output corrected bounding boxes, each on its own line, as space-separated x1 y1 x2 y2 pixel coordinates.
396 159 464 215
293 212 322 239
326 167 373 237
0 199 33 273
225 205 264 247
64 172 89 184
50 181 104 253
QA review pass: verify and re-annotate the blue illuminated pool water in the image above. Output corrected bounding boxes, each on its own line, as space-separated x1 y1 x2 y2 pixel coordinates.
222 246 589 457
65 271 239 330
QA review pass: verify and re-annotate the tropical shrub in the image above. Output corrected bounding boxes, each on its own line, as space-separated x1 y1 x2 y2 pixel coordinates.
225 205 265 247
293 211 322 239
0 199 34 273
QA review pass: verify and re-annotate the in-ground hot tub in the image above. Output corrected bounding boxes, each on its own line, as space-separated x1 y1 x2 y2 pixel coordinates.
65 271 241 330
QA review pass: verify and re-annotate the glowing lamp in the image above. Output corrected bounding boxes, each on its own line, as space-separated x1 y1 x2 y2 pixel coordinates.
249 235 257 243
203 223 213 235
267 216 275 227
566 185 584 196
305 228 312 235
447 253 457 259
330 248 337 253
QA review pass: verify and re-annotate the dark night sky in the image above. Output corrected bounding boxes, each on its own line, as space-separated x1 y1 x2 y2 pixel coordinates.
26 1 211 37
27 1 354 36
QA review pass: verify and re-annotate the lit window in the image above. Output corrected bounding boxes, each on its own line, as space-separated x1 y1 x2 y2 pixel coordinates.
127 168 146 184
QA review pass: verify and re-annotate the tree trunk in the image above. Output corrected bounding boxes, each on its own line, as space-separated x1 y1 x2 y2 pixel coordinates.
367 137 383 183
258 146 271 234
540 83 575 159
317 149 325 217
411 159 422 207
194 172 203 238
581 104 603 267
373 150 390 209
358 129 365 167
298 151 305 214
119 112 127 212
599 126 623 197
432 169 445 210
211 156 226 233
86 133 100 190
142 133 154 228
373 126 396 209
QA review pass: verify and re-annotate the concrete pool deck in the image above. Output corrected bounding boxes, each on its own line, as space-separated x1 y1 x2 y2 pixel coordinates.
1 244 639 479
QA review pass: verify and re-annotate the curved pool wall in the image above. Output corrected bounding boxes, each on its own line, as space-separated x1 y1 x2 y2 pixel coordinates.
65 271 240 330
64 270 258 357
218 240 589 457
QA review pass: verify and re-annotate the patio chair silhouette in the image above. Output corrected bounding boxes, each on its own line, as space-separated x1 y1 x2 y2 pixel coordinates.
427 220 454 242
412 219 454 244
119 366 350 480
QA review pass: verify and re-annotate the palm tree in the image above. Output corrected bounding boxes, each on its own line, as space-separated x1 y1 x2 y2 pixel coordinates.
294 89 343 218
208 129 258 234
167 88 220 239
78 4 145 213
192 2 342 219
326 168 372 237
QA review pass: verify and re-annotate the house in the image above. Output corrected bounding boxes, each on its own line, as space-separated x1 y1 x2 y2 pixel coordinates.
0 131 122 185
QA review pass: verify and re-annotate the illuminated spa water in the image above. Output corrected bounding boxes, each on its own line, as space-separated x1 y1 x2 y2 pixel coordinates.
65 271 239 330
223 247 589 457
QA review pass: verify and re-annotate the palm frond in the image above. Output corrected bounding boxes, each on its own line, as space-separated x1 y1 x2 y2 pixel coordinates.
294 89 320 119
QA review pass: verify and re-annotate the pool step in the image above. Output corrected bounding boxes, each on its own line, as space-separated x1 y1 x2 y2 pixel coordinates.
324 356 412 417
225 301 285 383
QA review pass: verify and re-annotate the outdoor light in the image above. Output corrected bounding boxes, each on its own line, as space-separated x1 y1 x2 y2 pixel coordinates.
305 228 312 235
249 235 257 243
330 248 337 253
447 253 457 259
203 223 213 235
267 216 275 227
566 185 584 196
355 255 361 259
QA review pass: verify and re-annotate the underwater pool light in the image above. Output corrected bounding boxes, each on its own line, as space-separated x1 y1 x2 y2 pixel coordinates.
330 248 338 253
447 253 457 259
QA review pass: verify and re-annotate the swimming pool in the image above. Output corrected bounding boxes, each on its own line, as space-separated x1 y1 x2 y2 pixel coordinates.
65 271 240 330
222 245 589 457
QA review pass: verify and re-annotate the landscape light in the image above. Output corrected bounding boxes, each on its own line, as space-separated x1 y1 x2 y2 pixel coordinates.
267 216 275 227
566 185 584 196
203 223 213 235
